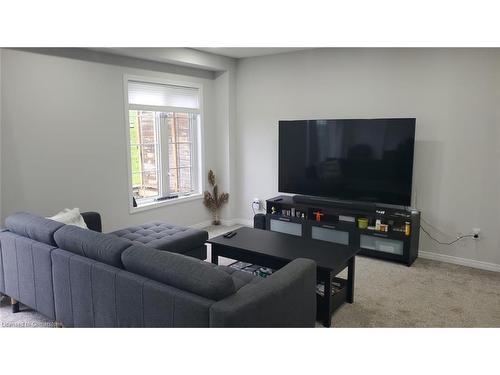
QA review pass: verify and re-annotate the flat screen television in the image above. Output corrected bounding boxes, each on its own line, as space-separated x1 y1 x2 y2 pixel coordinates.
278 118 416 206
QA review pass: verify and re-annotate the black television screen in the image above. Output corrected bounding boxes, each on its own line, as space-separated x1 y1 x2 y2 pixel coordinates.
278 118 416 206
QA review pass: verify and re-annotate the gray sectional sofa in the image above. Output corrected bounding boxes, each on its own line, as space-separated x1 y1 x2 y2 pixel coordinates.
0 212 317 327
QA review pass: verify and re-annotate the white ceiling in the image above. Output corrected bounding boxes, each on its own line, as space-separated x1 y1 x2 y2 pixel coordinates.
85 47 309 72
194 47 306 58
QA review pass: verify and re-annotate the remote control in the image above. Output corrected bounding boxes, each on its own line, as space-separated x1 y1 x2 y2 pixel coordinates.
223 231 234 238
227 232 237 238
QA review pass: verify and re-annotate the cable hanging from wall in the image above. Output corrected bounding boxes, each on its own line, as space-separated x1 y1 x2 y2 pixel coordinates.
419 217 475 246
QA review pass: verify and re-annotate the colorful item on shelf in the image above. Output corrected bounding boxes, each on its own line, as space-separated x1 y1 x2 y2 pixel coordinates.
405 221 411 236
256 267 274 278
357 217 368 229
313 210 324 222
379 224 389 232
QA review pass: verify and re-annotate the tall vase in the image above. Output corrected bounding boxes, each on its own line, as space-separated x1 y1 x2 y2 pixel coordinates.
212 210 221 225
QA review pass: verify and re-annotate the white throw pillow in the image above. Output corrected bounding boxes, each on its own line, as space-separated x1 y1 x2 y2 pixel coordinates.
48 208 88 229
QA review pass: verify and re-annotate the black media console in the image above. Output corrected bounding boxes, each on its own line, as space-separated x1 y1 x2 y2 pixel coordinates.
263 195 420 266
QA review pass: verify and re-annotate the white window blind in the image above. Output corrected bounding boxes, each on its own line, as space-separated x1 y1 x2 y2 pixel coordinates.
128 81 200 109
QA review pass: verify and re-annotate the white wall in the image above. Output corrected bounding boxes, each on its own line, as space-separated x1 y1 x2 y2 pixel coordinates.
235 48 500 267
213 68 238 221
0 49 233 231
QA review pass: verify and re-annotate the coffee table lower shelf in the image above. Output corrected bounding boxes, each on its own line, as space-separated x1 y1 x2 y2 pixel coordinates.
316 277 348 325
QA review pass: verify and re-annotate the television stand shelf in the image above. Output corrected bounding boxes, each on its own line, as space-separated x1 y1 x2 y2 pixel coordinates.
261 195 420 266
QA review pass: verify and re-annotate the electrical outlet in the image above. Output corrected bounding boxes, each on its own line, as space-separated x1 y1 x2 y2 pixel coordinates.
473 228 480 240
252 198 261 211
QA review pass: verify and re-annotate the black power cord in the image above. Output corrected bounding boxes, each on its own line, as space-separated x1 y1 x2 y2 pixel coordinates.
419 219 475 245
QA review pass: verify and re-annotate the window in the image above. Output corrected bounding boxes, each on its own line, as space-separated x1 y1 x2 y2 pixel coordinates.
126 78 202 209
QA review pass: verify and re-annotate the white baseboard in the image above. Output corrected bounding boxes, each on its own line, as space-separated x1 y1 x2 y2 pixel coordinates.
189 220 212 229
225 218 253 227
219 218 240 226
419 250 500 273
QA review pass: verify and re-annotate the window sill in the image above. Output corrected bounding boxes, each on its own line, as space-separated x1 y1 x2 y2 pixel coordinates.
130 193 203 214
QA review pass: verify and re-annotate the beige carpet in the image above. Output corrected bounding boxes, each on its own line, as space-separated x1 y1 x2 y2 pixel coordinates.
329 256 500 327
2 225 500 327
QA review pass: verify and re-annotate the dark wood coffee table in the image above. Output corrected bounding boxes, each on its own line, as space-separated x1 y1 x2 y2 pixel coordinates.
208 227 359 327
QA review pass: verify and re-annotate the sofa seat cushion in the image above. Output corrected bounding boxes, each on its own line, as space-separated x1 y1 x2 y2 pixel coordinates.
54 225 132 268
110 222 208 254
121 245 236 301
5 212 65 246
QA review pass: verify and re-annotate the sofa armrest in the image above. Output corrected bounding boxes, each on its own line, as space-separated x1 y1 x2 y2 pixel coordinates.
209 258 317 327
81 212 102 232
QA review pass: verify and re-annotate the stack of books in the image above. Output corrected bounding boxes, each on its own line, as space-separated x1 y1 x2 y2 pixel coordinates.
229 261 275 278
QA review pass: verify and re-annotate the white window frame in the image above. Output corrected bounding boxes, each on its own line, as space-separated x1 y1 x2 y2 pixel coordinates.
123 75 204 213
